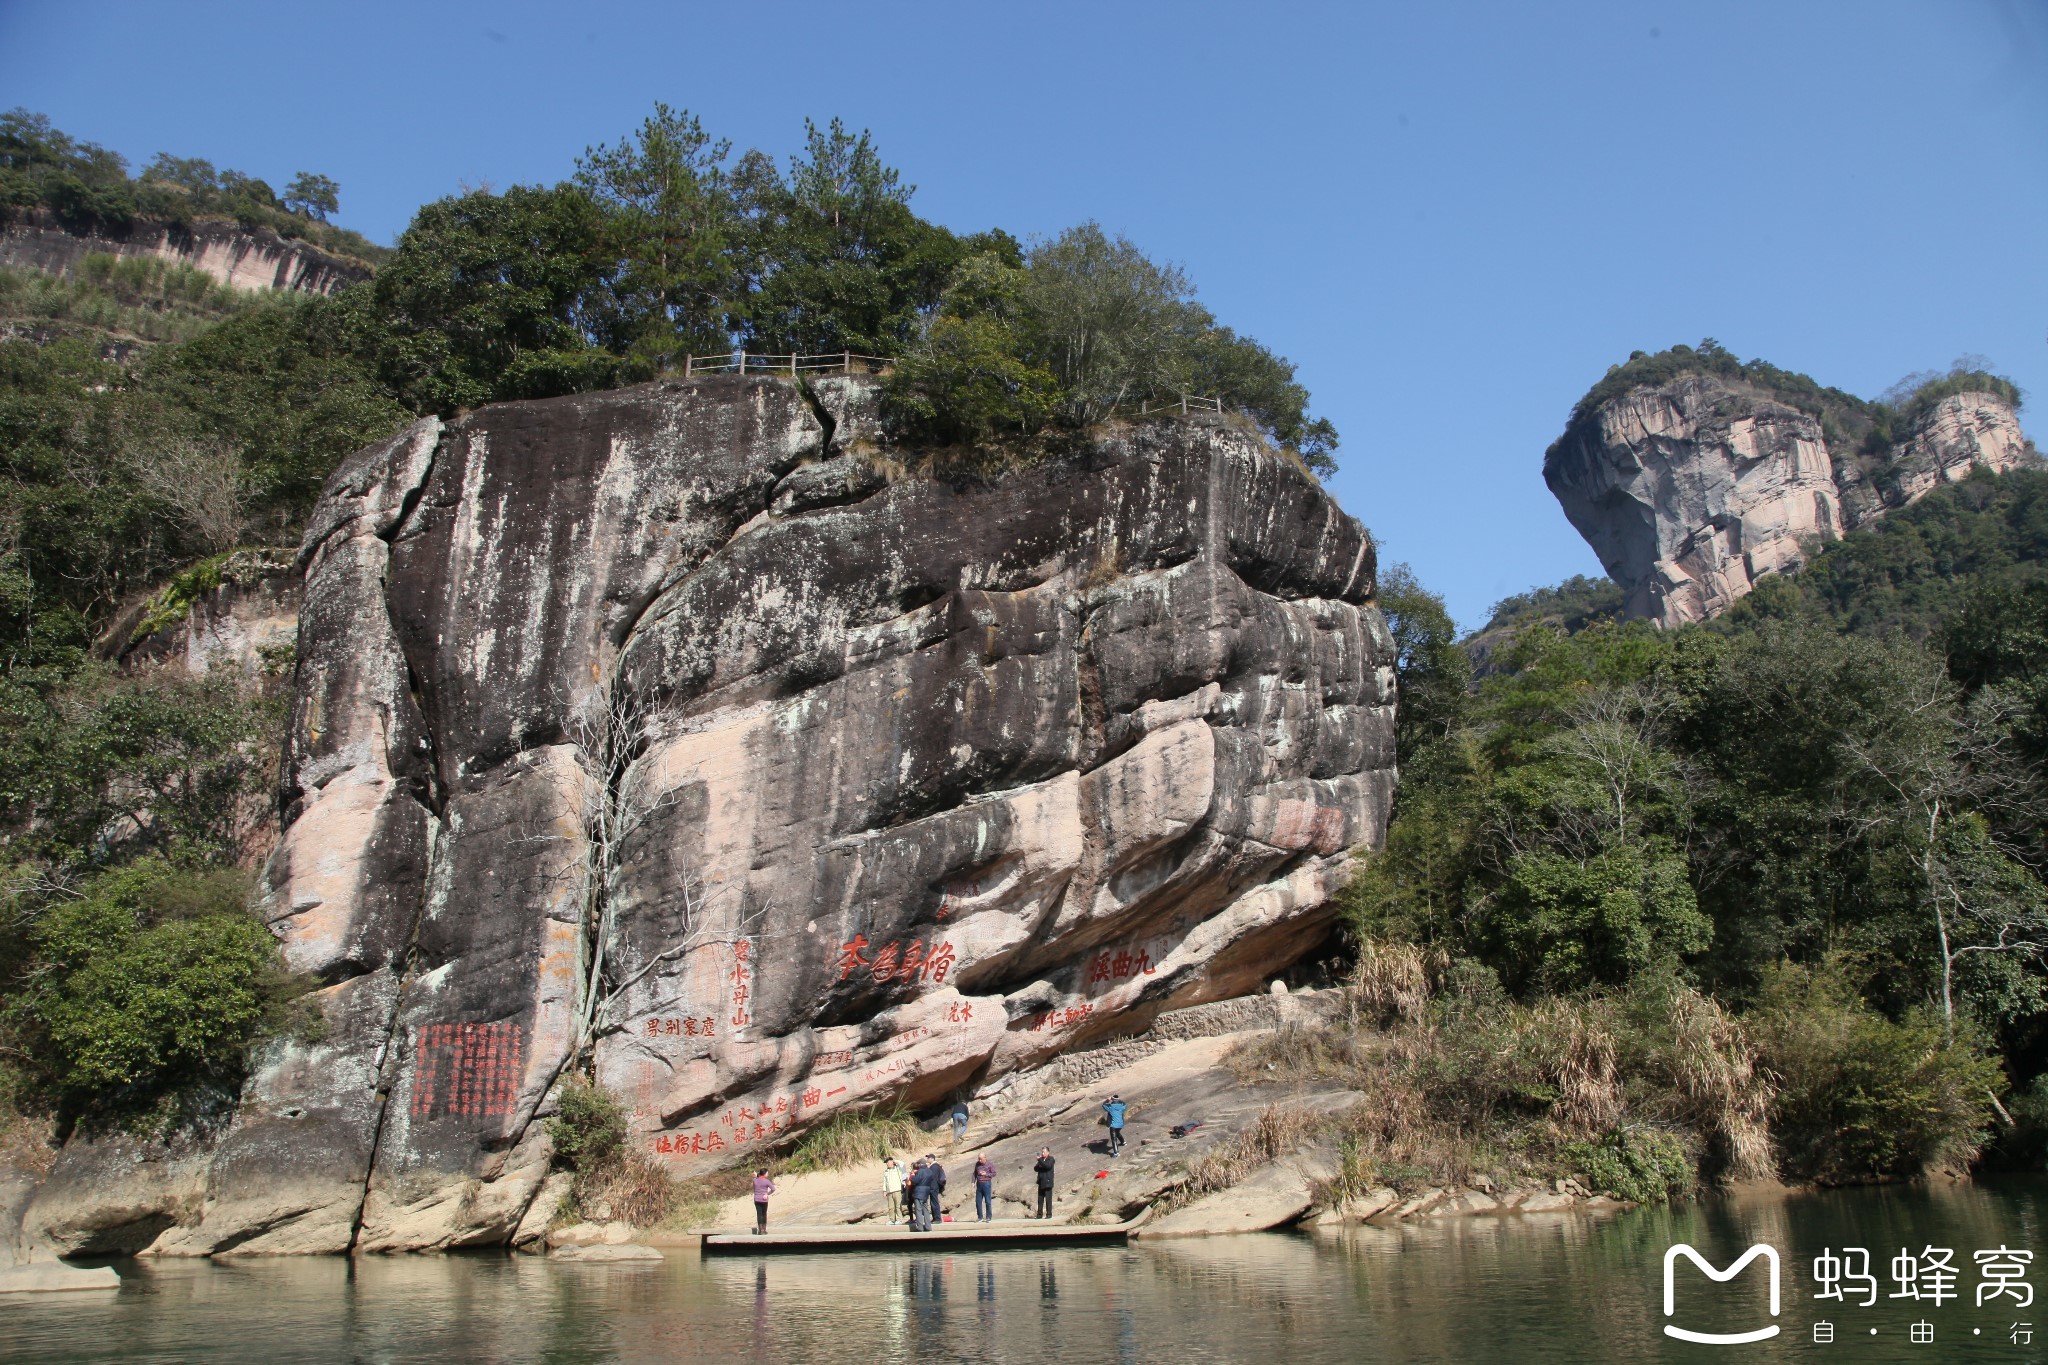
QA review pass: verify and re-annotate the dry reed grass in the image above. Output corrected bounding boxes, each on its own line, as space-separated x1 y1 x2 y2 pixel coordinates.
572 1148 679 1227
1513 997 1623 1134
1352 939 1439 1026
1180 1103 1323 1200
0 1102 56 1176
1233 939 1780 1196
1227 1022 1366 1082
1655 988 1775 1180
781 1102 923 1173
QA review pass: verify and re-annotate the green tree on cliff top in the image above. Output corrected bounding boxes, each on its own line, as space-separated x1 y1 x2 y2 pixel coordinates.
735 117 968 357
575 104 740 371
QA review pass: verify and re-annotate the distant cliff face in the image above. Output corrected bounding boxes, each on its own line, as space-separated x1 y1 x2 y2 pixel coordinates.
1545 373 2031 627
0 208 369 296
21 375 1395 1256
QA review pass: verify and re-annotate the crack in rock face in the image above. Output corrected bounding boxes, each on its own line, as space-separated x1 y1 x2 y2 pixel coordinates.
25 376 1397 1254
1545 375 2031 628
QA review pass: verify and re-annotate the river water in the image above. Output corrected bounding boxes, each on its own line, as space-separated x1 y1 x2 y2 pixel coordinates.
5 1179 2046 1363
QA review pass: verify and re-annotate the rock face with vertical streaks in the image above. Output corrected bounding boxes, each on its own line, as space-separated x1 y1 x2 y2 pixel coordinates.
20 374 1395 1254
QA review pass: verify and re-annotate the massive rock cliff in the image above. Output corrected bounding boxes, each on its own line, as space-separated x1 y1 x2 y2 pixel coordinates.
1545 372 2030 627
0 208 369 296
20 375 1394 1256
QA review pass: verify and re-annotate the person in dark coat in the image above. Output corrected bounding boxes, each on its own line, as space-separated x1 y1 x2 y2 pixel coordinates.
907 1158 933 1231
901 1162 925 1236
1033 1147 1055 1218
925 1154 947 1226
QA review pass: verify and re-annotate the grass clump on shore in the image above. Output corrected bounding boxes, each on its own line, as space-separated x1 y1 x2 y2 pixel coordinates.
1562 1128 1694 1203
780 1101 922 1173
1752 961 2002 1182
1176 1104 1322 1204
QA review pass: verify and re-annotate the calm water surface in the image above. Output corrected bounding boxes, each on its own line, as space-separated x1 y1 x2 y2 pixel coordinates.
6 1179 2048 1362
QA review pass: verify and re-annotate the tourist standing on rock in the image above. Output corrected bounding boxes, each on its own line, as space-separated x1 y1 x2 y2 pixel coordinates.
751 1167 776 1235
883 1157 907 1222
973 1154 996 1222
1034 1147 1056 1218
1102 1094 1129 1155
951 1099 971 1145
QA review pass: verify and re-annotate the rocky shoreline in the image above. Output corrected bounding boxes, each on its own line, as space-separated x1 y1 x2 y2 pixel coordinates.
0 982 1699 1282
524 987 1631 1257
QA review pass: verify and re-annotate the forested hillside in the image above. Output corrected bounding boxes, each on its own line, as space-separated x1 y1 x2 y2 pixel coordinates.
2 106 1340 669
1 109 376 265
1357 462 2048 1187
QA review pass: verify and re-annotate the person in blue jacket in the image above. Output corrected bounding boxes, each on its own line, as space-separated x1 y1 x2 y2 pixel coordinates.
1102 1094 1128 1155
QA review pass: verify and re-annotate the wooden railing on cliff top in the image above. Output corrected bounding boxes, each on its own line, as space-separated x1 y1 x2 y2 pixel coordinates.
681 351 896 377
1108 394 1226 417
679 351 1232 419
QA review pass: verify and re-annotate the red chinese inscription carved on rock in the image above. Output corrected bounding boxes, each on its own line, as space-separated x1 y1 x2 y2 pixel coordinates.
412 1021 525 1119
835 935 956 984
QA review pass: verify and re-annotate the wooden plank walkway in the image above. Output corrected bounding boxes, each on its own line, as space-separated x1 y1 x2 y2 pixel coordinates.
701 1217 1135 1255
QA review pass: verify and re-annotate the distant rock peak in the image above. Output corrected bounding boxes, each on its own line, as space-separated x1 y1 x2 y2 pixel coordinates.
0 207 368 297
1545 367 2032 627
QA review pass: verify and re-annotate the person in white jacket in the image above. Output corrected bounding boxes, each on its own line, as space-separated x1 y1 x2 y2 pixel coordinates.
882 1157 907 1221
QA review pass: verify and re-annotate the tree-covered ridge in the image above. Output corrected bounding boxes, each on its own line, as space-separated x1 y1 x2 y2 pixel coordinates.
1 312 404 665
1 107 1343 673
1476 574 1624 638
1368 580 2037 1181
1362 465 2048 1183
0 109 381 266
1545 338 2024 472
1725 465 2048 641
364 107 1338 468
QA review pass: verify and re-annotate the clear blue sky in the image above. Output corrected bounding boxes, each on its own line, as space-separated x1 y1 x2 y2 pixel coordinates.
4 0 2043 629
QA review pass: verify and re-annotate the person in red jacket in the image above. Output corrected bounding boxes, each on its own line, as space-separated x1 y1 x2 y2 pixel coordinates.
973 1154 996 1222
